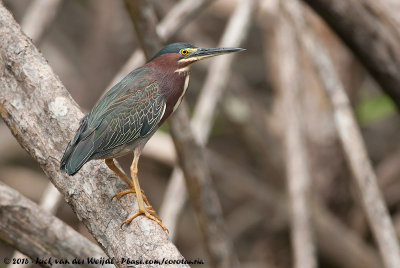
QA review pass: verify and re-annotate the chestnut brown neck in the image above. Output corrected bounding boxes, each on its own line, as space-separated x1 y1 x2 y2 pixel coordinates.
145 53 191 124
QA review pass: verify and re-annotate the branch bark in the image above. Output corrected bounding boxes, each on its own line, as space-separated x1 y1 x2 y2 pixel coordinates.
0 3 185 267
300 0 400 109
0 182 111 268
283 1 400 267
10 182 63 268
13 2 66 264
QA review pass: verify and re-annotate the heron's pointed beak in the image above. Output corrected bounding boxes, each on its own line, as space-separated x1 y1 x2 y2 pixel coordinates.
189 47 245 61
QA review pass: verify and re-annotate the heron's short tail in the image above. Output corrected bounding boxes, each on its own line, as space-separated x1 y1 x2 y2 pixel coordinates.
60 137 95 175
60 115 96 175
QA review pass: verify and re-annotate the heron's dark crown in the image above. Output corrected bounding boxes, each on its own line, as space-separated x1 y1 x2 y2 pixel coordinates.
149 43 197 62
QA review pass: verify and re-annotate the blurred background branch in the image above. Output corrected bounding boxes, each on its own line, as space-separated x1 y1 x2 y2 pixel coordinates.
20 0 63 44
301 0 400 109
274 10 316 268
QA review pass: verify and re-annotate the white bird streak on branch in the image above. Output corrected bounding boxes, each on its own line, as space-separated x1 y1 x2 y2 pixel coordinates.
274 11 317 268
159 0 258 238
0 4 186 267
283 1 400 268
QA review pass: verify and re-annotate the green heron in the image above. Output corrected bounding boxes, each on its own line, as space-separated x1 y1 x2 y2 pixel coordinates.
60 42 244 230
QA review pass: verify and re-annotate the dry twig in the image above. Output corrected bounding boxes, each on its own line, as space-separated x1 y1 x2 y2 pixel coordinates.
273 10 317 268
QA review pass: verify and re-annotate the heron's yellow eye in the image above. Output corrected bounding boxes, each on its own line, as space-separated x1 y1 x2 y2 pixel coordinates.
180 49 188 56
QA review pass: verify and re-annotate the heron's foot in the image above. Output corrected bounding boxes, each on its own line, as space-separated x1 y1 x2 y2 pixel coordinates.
112 188 151 207
122 205 167 231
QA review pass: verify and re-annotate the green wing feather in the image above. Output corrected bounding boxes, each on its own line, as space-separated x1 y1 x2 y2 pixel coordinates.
93 81 165 156
60 67 165 175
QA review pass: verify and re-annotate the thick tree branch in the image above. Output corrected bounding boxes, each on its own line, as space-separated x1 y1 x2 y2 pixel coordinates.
10 182 63 268
283 1 400 267
12 1 66 263
0 183 111 268
301 0 400 109
0 3 185 267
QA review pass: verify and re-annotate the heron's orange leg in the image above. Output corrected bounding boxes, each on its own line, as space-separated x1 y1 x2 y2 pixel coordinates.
118 149 167 231
105 158 151 207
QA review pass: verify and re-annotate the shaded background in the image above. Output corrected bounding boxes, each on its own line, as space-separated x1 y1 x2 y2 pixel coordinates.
1 0 399 267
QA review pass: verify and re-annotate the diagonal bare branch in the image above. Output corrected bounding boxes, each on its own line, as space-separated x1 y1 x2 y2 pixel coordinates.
168 102 238 268
0 182 111 268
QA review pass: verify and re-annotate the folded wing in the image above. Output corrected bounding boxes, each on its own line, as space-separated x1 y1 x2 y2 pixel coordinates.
60 79 165 175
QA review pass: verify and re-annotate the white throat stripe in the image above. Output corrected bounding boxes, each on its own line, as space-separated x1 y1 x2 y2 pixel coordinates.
173 75 190 112
175 66 190 73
